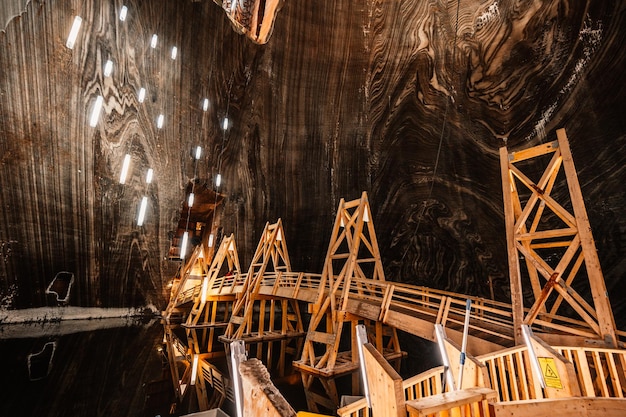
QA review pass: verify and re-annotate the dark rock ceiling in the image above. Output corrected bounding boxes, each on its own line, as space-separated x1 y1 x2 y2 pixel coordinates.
0 1 624 327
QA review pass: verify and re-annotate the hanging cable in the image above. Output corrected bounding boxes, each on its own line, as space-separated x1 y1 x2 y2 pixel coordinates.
400 0 461 263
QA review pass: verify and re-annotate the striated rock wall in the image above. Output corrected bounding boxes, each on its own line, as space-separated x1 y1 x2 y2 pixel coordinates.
0 1 624 326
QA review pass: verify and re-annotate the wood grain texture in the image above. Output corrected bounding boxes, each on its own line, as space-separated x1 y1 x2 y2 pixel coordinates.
0 0 624 330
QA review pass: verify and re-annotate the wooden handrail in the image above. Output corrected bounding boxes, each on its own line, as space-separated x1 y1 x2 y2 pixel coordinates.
405 387 497 417
170 268 624 350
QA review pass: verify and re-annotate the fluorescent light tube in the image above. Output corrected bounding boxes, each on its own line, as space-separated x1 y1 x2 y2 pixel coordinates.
138 87 146 103
137 196 148 226
119 154 131 184
66 16 82 49
190 354 199 385
89 95 103 127
104 60 113 77
201 277 209 303
120 6 128 21
180 231 189 259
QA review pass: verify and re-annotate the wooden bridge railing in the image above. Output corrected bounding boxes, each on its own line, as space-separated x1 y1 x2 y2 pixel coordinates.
171 269 625 352
556 346 626 398
478 345 537 402
338 344 626 417
199 358 234 402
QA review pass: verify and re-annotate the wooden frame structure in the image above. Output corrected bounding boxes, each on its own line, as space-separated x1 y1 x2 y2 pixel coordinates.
162 137 625 414
220 220 304 376
500 128 617 347
185 233 242 355
164 229 218 322
294 191 403 411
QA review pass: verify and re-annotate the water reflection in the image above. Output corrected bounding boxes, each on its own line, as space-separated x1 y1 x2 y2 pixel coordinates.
27 341 57 381
0 317 170 417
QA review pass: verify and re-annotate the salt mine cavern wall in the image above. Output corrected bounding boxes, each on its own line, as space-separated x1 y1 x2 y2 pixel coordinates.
0 0 625 329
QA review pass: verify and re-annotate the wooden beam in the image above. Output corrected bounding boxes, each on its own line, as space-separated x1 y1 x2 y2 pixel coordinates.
501 145 525 344
557 128 617 347
491 397 626 417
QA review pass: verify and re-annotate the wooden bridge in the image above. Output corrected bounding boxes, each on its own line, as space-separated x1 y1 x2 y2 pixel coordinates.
162 129 626 415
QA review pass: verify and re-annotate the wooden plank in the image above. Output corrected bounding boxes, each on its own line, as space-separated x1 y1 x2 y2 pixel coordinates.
515 350 531 400
516 228 577 240
501 145 525 344
344 298 381 321
593 351 610 397
405 387 497 416
506 353 520 401
509 140 559 162
363 343 404 417
306 330 336 345
486 360 500 401
617 352 626 396
491 397 626 417
572 349 596 397
497 355 510 401
605 352 623 398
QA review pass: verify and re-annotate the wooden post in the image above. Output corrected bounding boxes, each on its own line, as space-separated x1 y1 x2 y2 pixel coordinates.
500 145 525 345
556 128 617 347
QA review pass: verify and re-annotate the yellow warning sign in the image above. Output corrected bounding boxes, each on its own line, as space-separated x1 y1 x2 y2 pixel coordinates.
538 357 563 389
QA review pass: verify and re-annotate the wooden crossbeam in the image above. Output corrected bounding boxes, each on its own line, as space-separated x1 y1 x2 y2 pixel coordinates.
500 128 617 347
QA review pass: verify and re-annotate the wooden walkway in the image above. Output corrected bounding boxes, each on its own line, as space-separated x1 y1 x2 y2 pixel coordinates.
163 130 626 415
169 269 624 355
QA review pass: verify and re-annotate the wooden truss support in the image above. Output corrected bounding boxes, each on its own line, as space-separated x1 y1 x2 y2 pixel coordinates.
500 128 617 347
164 227 219 321
185 234 242 354
220 220 305 377
294 191 404 412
